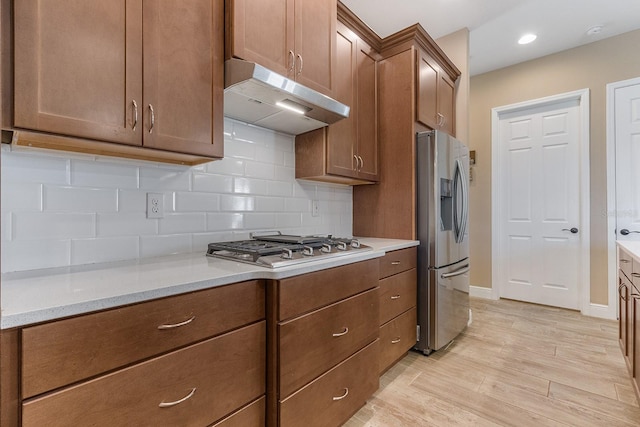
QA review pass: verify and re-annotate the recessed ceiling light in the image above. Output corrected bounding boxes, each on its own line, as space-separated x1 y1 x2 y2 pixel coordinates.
518 34 537 45
587 25 603 36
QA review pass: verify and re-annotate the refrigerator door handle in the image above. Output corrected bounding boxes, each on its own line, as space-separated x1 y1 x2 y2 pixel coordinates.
441 264 470 279
453 159 465 243
459 159 469 239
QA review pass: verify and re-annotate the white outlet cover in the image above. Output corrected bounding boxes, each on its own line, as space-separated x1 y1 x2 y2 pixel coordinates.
146 193 164 219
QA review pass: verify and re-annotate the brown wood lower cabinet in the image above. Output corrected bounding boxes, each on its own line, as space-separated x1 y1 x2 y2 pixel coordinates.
279 340 379 427
271 260 380 427
379 307 417 374
618 246 640 402
22 322 265 427
211 395 265 427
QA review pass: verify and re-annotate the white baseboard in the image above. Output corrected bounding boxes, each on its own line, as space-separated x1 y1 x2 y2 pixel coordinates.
470 285 497 300
582 303 617 320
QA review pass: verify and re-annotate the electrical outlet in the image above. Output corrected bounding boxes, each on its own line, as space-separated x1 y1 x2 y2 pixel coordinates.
312 200 319 217
146 193 164 219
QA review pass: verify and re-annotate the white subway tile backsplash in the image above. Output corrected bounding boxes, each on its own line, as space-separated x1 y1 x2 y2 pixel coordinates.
220 195 255 212
71 160 139 189
140 234 192 258
71 237 140 265
243 213 276 230
140 166 191 191
0 118 353 273
234 177 269 195
192 173 234 193
175 192 220 212
2 239 71 271
1 183 42 212
2 151 69 185
255 196 285 212
158 213 207 235
13 212 95 240
206 213 244 231
44 186 118 212
97 213 157 237
244 161 275 180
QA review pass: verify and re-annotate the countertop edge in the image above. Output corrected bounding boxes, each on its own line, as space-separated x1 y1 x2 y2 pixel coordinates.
2 239 419 329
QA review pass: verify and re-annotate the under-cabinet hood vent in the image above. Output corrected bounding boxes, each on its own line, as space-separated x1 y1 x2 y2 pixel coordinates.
224 59 350 135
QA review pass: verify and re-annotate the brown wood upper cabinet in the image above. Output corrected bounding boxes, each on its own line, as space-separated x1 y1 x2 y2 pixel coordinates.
294 7 379 185
417 49 456 136
13 0 223 159
226 0 336 97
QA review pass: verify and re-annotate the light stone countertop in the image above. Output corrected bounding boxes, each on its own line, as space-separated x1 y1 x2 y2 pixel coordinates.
1 238 419 329
617 240 640 261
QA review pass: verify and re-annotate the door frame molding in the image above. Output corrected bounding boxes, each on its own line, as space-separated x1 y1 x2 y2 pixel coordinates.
491 89 591 314
606 77 640 320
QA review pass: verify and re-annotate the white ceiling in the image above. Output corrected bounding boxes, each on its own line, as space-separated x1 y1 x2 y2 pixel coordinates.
340 0 640 76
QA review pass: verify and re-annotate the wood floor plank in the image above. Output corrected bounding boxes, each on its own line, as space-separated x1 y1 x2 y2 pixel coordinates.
347 298 639 426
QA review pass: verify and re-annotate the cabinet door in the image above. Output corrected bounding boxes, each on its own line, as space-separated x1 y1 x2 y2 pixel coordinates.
142 0 223 158
620 275 630 357
226 0 294 78
14 0 142 146
294 0 336 96
355 40 379 181
438 73 456 136
326 22 357 179
416 50 439 130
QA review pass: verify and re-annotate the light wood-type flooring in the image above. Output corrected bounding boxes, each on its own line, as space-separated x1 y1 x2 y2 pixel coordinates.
345 297 640 426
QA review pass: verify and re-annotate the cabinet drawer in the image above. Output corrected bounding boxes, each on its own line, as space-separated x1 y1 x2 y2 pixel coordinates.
279 288 379 397
23 321 265 427
280 339 379 427
22 280 265 398
619 248 633 280
379 307 417 374
379 268 417 325
211 396 265 427
278 259 378 320
379 247 417 279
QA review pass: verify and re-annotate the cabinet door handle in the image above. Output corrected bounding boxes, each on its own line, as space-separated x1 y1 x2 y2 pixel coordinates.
158 387 196 408
332 327 349 337
390 295 401 300
632 273 640 278
157 315 195 330
132 100 138 131
297 54 303 75
149 104 155 133
332 388 349 401
391 337 401 344
353 154 358 171
391 261 401 265
620 259 631 263
358 155 364 171
288 50 295 73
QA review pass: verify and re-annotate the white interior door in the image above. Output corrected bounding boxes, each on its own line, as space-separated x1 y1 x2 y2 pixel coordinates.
615 83 640 241
497 98 583 309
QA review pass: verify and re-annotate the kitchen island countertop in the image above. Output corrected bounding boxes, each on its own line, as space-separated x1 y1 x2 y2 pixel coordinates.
617 240 640 261
1 237 418 329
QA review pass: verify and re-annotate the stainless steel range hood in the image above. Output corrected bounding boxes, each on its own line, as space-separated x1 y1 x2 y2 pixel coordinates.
224 59 350 135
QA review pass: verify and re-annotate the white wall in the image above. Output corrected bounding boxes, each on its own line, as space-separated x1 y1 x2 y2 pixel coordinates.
0 118 353 273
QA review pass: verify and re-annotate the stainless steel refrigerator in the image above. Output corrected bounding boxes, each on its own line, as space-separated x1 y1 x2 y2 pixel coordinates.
415 130 470 355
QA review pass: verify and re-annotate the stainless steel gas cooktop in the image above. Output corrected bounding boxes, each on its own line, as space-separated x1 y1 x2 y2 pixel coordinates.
206 232 371 268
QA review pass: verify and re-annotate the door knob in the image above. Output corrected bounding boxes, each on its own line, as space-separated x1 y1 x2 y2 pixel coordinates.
562 227 579 234
620 229 640 236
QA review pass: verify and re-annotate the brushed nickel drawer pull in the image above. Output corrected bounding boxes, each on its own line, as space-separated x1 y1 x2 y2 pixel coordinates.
391 337 401 344
159 387 196 408
288 50 295 73
621 259 631 263
132 100 138 131
297 54 303 75
149 104 155 133
391 295 401 300
391 261 401 265
332 388 349 401
332 327 349 337
632 273 640 278
157 316 196 330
